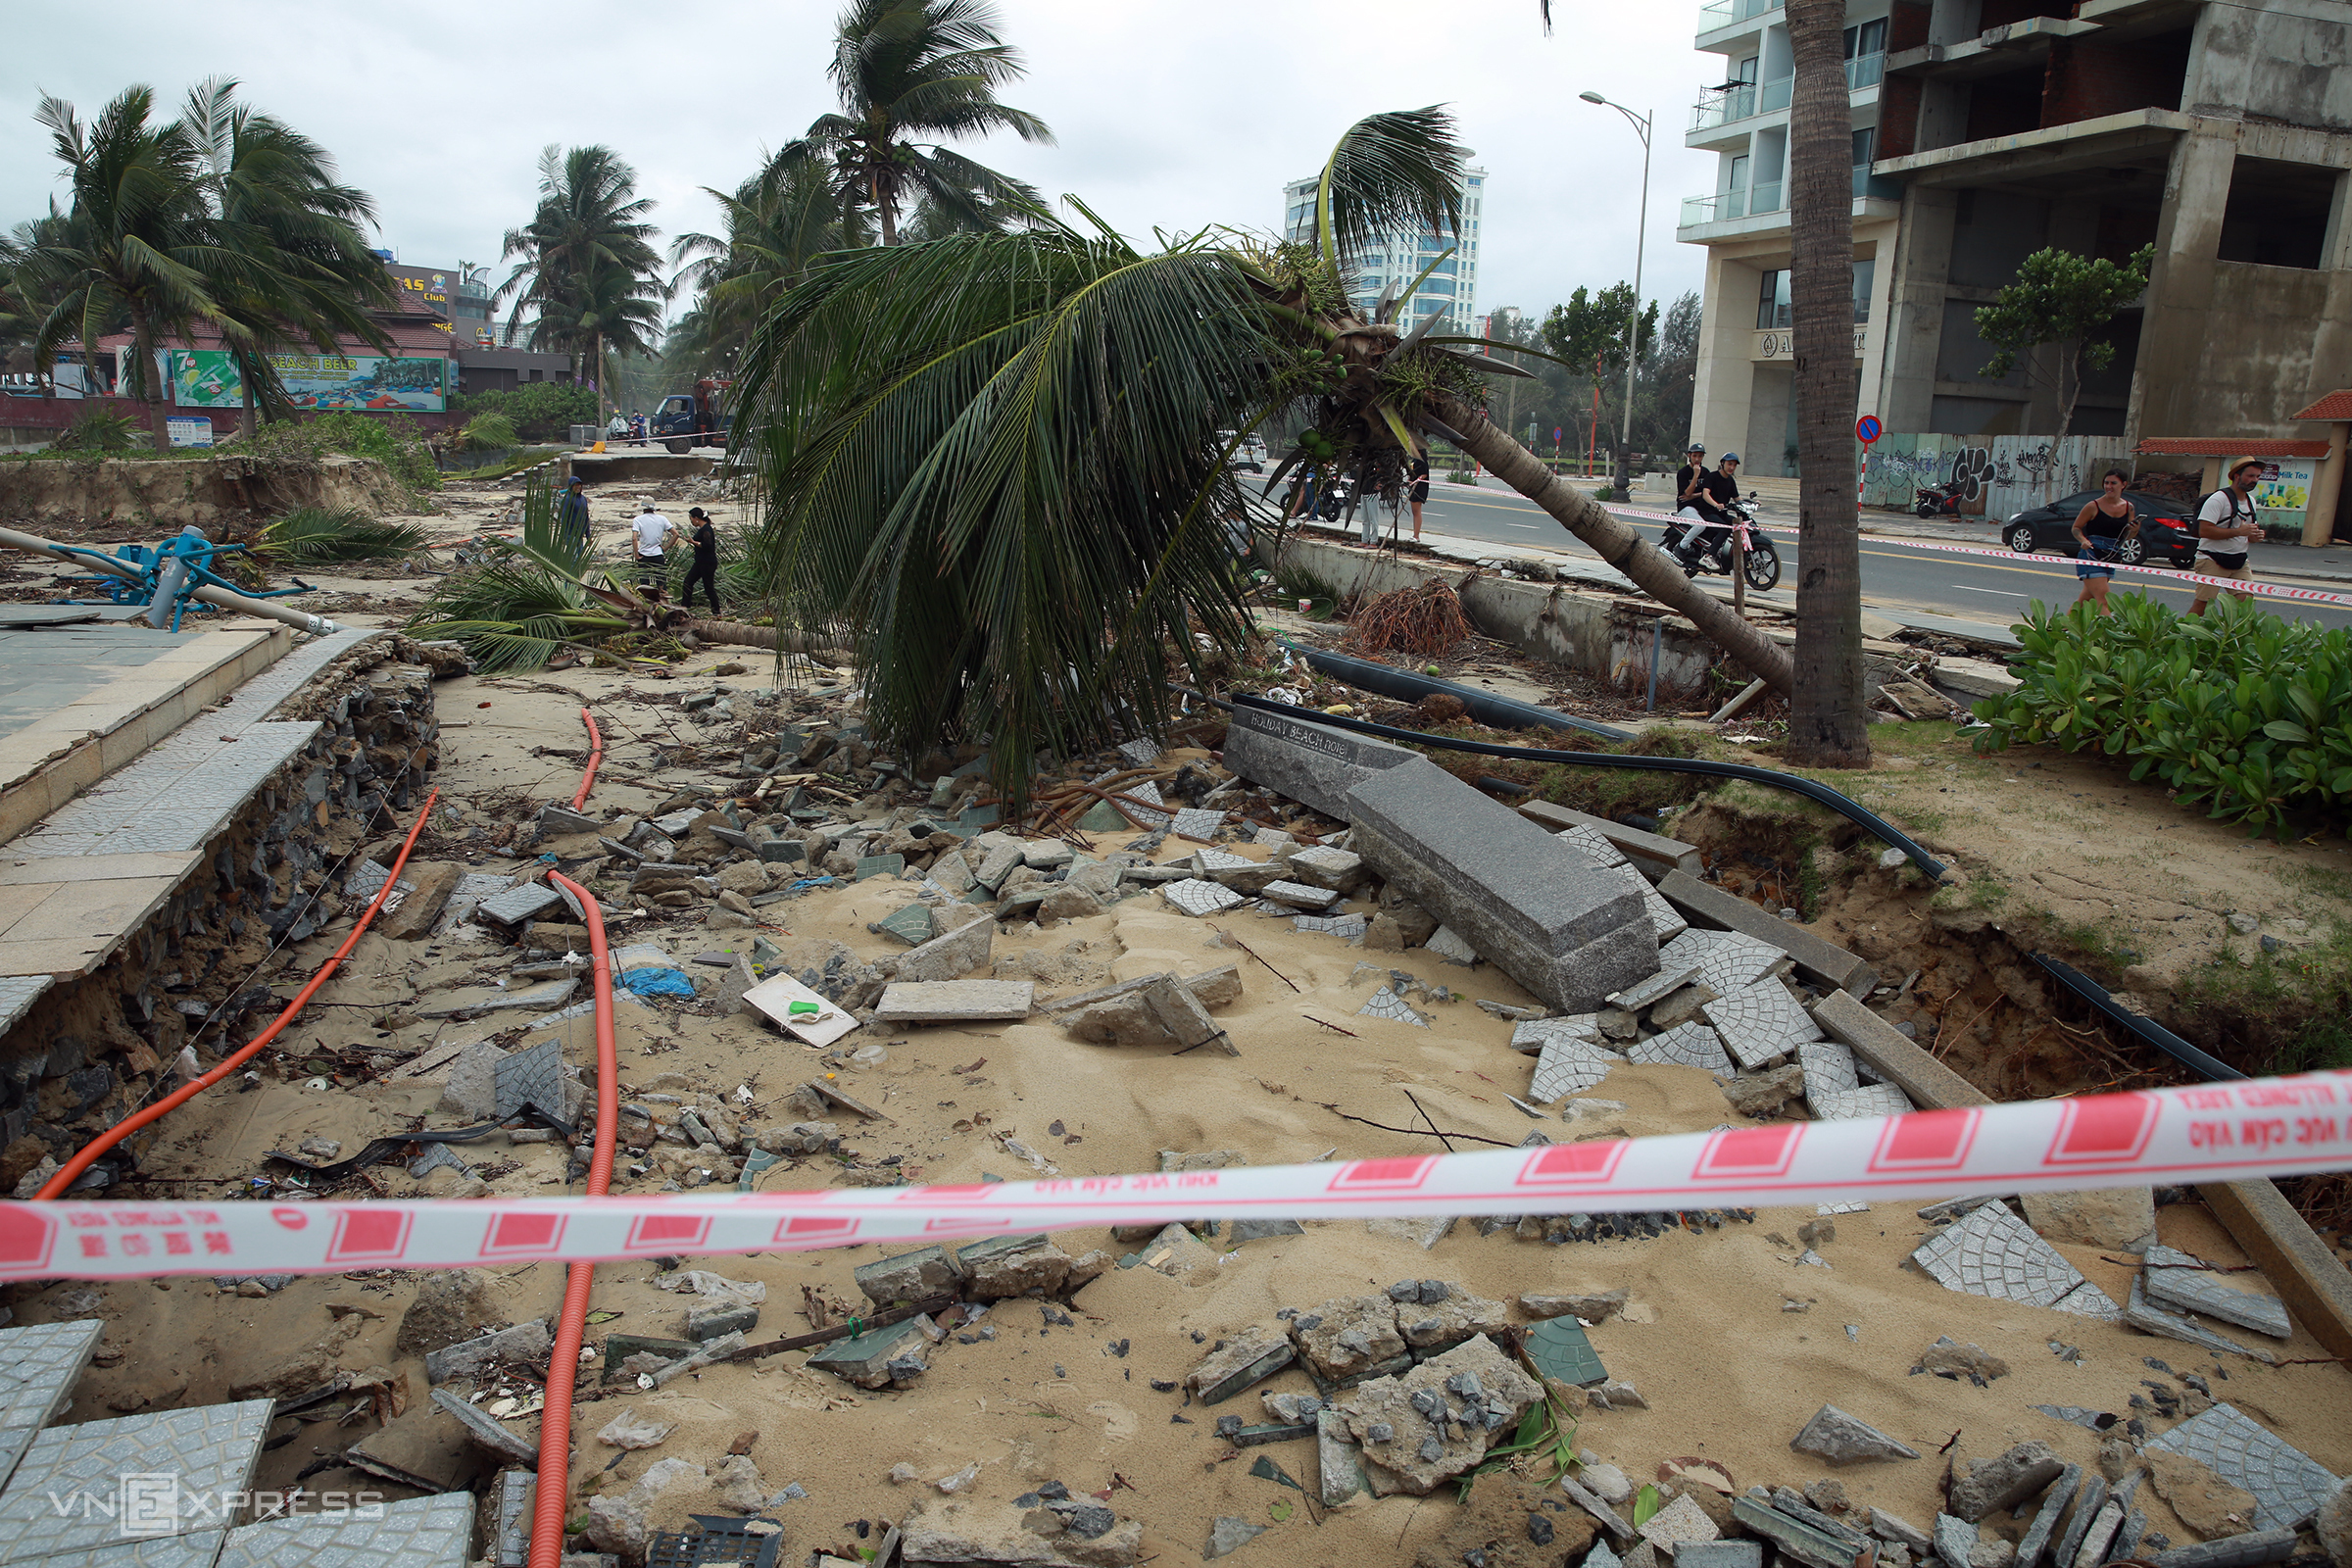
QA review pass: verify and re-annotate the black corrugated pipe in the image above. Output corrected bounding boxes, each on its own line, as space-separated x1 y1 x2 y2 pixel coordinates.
2032 956 2245 1082
1215 692 1947 881
1281 641 1634 743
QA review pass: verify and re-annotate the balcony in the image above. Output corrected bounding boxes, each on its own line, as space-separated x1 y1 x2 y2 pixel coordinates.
1845 51 1884 90
1697 0 1778 32
1689 74 1793 132
1680 181 1785 227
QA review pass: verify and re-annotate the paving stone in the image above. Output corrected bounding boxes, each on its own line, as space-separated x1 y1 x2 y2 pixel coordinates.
1680 1544 1764 1568
1170 808 1224 842
1355 986 1430 1028
1911 1202 2120 1318
2142 1246 2294 1340
215 1493 473 1568
1346 759 1657 1013
1292 912 1368 940
871 905 935 947
1610 962 1701 1012
1626 1022 1734 1073
0 1400 271 1557
2149 1529 2301 1568
1811 990 1993 1112
2015 1462 2082 1568
872 981 1034 1023
1790 1403 1922 1465
1221 705 1420 820
1252 826 1295 848
1261 880 1341 910
1517 800 1706 877
1797 1036 1861 1097
1521 1315 1608 1387
1511 1014 1601 1054
1160 878 1244 917
1810 1084 1916 1121
2142 1404 2337 1531
0 1319 102 1488
1688 931 1788 997
1702 977 1824 1069
1555 823 1630 866
2052 1476 2110 1568
492 1038 568 1121
425 1319 552 1384
1118 780 1172 830
2125 1271 2270 1361
1638 1494 1721 1555
1424 925 1479 965
1287 846 1370 895
1656 870 1877 992
0 977 52 1038
854 854 906 881
1117 738 1163 769
428 1388 537 1464
474 882 565 929
416 978 577 1021
1735 1500 1863 1568
1187 1327 1296 1404
1529 1035 1626 1102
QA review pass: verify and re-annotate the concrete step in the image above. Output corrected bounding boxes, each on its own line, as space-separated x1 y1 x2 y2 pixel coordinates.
0 1321 102 1492
0 1399 271 1561
216 1492 474 1568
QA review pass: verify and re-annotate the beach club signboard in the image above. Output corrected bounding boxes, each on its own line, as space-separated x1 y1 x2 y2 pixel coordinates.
166 349 450 413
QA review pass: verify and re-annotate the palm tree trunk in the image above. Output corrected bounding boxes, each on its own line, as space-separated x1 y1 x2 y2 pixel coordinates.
874 169 898 247
126 303 169 451
1784 0 1871 767
1433 392 1794 692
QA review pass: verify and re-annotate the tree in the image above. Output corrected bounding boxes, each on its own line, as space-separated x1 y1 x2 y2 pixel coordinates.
1637 289 1701 455
1783 0 1870 767
770 0 1053 247
733 107 1794 802
667 163 858 379
1976 243 2155 467
1540 282 1656 455
495 145 667 417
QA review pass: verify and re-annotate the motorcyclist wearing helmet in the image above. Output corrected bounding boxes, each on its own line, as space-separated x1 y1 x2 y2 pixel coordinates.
1673 444 1740 568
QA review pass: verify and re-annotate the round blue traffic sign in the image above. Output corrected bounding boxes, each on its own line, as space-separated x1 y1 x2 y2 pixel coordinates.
1855 415 1882 444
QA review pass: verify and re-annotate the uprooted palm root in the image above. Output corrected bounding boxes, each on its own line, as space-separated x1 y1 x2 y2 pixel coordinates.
1345 578 1472 659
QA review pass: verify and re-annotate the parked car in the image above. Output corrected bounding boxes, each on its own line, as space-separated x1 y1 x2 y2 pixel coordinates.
2002 490 2199 566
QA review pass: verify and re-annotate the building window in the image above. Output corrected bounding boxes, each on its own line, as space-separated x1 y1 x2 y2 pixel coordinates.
1755 261 1875 329
1843 18 1886 88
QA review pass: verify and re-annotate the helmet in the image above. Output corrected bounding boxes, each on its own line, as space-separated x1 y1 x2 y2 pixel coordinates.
1685 441 1705 453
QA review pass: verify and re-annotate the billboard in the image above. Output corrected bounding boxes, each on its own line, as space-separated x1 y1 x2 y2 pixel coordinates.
168 350 449 413
388 265 451 315
2250 459 2314 522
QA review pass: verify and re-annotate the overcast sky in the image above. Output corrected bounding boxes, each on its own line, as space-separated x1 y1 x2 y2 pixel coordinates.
3 0 1722 329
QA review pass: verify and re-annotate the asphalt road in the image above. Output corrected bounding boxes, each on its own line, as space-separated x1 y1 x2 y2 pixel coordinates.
1396 484 2352 636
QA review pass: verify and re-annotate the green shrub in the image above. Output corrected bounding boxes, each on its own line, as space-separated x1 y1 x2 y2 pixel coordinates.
1971 594 2351 838
451 383 598 443
50 408 144 453
241 411 440 502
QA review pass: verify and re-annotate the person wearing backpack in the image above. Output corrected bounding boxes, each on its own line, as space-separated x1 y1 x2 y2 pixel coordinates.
2070 468 2139 616
2189 457 2267 615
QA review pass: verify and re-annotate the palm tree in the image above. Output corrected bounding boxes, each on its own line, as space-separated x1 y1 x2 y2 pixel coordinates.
770 0 1054 247
181 77 397 436
496 145 666 416
667 162 856 378
26 86 223 445
732 108 1794 805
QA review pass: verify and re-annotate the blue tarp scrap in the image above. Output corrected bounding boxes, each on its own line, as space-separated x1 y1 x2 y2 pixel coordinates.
618 966 698 999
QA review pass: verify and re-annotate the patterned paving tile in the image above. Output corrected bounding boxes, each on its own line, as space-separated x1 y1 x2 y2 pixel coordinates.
17 726 318 859
493 1039 564 1121
1530 1036 1627 1102
2141 1404 2340 1531
1355 987 1431 1028
0 978 51 1040
474 883 564 927
2141 1246 2293 1339
1910 1201 2114 1316
1807 1084 1914 1121
0 1401 270 1559
1251 827 1295 848
1554 825 1629 867
1261 881 1339 911
1170 808 1223 842
1610 866 1688 943
15 1532 227 1567
1610 963 1699 1012
0 1320 103 1489
1117 739 1163 769
1119 781 1171 830
1159 879 1243 917
1796 1037 1860 1099
1424 926 1479 965
214 1494 473 1568
2124 1270 2264 1362
1657 928 1721 972
1510 1015 1600 1054
1701 978 1823 1069
1291 913 1367 941
1625 1022 1733 1073
1691 932 1786 997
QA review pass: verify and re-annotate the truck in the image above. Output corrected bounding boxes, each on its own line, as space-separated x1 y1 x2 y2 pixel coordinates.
650 378 731 454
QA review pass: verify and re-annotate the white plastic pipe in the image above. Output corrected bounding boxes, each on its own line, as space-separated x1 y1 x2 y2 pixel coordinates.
0 524 347 637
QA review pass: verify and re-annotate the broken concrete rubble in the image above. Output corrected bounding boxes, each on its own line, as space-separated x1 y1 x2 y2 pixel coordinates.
1335 1336 1543 1495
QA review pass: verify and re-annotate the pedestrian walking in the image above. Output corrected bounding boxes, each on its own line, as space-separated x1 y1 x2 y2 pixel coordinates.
2070 467 2140 615
629 500 676 597
682 507 721 613
1407 452 1430 540
557 475 592 552
2189 457 2267 615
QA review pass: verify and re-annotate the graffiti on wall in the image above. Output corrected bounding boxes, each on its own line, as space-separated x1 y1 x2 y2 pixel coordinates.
1859 434 2124 518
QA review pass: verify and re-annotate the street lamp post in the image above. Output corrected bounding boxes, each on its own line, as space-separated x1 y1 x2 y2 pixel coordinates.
1581 91 1651 503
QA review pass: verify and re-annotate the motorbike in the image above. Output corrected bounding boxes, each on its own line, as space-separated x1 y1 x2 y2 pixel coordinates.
1914 478 1967 517
1661 493 1781 593
1314 472 1360 522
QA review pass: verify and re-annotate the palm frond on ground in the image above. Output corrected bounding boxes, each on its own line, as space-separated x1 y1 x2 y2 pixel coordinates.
406 469 633 669
257 506 427 562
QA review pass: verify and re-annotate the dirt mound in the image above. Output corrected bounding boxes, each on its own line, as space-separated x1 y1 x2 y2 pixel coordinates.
0 453 407 528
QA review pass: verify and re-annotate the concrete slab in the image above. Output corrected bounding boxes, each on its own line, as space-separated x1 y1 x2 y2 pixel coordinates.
1221 704 1419 821
0 1319 103 1490
2142 1245 2294 1340
2140 1403 2339 1531
1911 1202 2119 1318
1516 800 1705 877
215 1493 474 1568
1656 871 1877 993
873 981 1034 1023
1345 757 1656 1013
0 1401 270 1559
1810 990 1991 1110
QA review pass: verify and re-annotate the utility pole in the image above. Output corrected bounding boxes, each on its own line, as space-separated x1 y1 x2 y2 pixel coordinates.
1582 92 1652 503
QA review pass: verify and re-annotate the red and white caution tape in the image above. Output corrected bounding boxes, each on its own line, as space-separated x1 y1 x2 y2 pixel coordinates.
7 1071 2346 1282
1602 504 2352 610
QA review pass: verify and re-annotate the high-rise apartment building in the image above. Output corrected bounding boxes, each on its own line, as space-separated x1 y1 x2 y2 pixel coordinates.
1281 167 1488 335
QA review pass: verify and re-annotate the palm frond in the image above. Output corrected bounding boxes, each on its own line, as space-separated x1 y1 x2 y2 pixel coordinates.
1312 107 1468 273
258 506 428 562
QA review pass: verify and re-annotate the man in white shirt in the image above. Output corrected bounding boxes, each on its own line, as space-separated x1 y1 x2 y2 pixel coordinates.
2189 456 2266 615
629 501 676 596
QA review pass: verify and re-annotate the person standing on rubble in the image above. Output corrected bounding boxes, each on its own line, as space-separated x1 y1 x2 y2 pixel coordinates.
629 499 676 597
681 506 721 613
557 475 592 553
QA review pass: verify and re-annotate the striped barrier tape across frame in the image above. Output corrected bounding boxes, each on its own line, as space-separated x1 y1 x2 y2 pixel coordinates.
1599 504 2352 610
5 1070 2345 1282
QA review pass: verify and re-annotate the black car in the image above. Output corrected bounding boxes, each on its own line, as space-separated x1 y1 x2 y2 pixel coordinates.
2002 490 2198 566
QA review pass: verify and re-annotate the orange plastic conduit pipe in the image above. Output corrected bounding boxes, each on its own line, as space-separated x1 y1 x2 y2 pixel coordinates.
570 709 604 810
530 869 617 1568
34 788 441 1201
